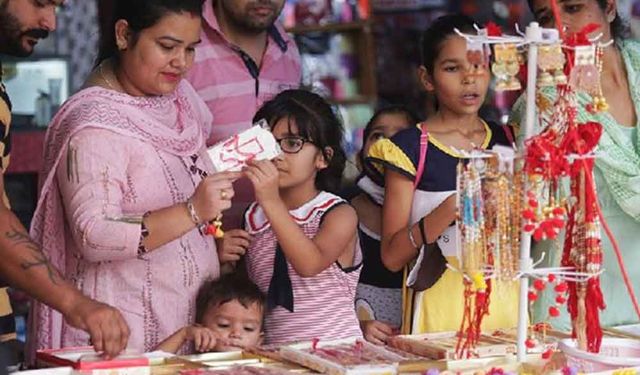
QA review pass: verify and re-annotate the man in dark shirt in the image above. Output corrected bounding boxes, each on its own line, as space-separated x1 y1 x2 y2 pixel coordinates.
0 0 130 367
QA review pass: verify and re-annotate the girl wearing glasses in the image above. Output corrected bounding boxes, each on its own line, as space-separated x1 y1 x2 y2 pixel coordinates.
241 89 362 344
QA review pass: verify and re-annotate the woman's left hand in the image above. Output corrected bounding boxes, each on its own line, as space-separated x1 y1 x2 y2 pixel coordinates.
244 160 280 205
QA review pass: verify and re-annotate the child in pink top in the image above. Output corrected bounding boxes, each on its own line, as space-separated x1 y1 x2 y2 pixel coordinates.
234 89 362 344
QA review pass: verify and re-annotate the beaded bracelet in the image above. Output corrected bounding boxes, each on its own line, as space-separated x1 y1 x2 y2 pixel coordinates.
186 198 202 225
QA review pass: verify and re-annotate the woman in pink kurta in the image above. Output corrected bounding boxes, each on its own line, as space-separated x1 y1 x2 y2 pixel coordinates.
28 0 238 355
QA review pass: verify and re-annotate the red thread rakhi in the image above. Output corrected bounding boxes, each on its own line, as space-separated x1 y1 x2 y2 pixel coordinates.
524 79 606 352
522 132 568 242
525 274 570 353
557 89 605 353
561 141 605 352
548 2 640 329
455 160 493 359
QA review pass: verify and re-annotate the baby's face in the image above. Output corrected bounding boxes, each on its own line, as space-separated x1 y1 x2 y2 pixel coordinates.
201 300 263 351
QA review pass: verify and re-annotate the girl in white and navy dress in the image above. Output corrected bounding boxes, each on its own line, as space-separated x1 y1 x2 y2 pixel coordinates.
243 90 362 345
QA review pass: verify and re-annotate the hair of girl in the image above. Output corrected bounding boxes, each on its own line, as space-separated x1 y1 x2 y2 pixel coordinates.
358 105 419 169
420 14 478 75
253 89 347 194
96 0 205 66
525 0 629 39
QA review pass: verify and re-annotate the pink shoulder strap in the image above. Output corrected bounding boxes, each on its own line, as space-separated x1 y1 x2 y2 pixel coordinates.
414 123 429 189
501 124 515 146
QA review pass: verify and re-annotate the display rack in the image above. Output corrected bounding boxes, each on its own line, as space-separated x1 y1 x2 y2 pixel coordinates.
454 22 605 363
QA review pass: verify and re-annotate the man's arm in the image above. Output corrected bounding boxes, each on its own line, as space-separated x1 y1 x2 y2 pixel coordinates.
0 176 130 357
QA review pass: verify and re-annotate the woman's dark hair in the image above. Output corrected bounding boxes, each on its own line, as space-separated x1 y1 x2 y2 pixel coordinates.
597 0 629 39
96 0 204 66
421 14 477 74
195 273 265 324
253 89 347 194
358 105 419 168
526 0 629 40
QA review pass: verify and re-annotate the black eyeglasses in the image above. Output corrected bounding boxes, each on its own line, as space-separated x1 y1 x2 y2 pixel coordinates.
276 136 314 154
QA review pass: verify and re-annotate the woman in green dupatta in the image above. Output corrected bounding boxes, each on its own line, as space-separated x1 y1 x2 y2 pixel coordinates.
510 0 640 330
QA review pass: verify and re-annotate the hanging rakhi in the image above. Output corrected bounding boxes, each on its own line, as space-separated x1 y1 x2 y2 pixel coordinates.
525 74 605 352
525 274 570 358
569 45 599 94
522 185 566 241
467 40 489 73
523 67 582 242
509 167 524 276
466 23 500 72
455 159 492 359
590 45 608 112
205 214 225 238
561 24 607 352
484 156 520 283
560 114 605 353
522 122 569 242
492 44 522 91
565 24 609 112
538 43 567 87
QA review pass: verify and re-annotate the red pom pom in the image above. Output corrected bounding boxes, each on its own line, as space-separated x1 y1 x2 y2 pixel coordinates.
552 207 565 216
525 338 537 349
524 224 536 232
549 306 560 317
551 218 565 228
485 22 503 37
205 224 217 236
523 209 536 220
528 291 538 301
542 348 554 359
554 282 569 293
544 225 558 239
533 229 544 241
533 279 546 291
547 274 557 283
556 296 567 304
528 199 539 208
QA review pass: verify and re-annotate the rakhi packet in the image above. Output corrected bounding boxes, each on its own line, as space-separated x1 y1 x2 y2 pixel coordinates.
207 119 281 172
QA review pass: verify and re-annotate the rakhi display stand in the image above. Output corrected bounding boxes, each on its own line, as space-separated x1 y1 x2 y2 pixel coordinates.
455 22 608 364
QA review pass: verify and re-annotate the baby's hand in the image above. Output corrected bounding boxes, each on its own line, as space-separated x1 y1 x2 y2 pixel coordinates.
360 320 396 345
218 229 252 263
186 325 218 353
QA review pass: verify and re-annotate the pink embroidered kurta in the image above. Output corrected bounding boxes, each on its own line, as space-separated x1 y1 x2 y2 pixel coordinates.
28 81 219 356
244 192 362 344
